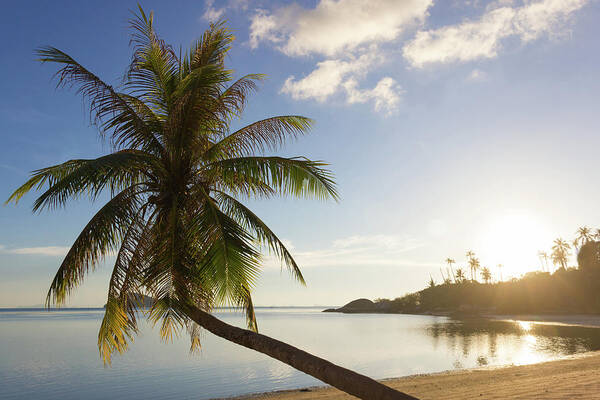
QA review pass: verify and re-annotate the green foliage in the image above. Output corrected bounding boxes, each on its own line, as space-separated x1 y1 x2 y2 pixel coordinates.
8 8 337 364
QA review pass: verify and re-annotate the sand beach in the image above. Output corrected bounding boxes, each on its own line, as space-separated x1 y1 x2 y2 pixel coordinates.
227 351 600 399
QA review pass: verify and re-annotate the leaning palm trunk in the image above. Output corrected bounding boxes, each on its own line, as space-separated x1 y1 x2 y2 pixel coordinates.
184 305 417 400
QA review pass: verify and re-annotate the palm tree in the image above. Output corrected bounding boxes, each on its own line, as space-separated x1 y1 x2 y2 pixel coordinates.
428 275 436 288
468 256 480 282
551 238 571 271
455 268 466 283
481 267 492 284
6 9 415 400
496 263 503 281
445 257 456 283
594 228 600 241
537 251 548 272
574 226 593 251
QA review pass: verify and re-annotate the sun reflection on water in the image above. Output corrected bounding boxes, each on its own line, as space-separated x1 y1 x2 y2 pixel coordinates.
517 321 533 331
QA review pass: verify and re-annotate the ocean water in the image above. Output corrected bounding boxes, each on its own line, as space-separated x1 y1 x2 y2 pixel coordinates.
1 308 600 399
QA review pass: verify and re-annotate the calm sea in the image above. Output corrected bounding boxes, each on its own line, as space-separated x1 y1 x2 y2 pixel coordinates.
2 308 600 399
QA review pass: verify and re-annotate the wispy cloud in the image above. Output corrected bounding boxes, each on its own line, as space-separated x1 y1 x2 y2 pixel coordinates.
201 0 250 22
202 0 226 22
0 245 70 257
403 0 589 68
264 234 432 269
467 68 488 82
250 0 431 114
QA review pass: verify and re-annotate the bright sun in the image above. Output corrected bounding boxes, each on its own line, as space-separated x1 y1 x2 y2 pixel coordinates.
478 211 553 279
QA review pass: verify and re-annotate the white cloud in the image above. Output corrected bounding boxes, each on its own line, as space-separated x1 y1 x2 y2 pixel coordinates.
0 245 69 257
280 53 379 101
343 77 403 115
249 9 282 48
250 0 428 114
403 0 588 68
250 0 432 57
264 234 430 269
202 0 226 22
280 53 403 114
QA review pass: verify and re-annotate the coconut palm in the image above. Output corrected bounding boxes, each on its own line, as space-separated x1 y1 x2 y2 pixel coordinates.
575 226 593 250
551 238 571 271
496 263 504 281
468 256 480 282
6 9 415 400
455 268 466 283
428 276 436 288
481 267 492 284
537 251 548 272
445 257 456 283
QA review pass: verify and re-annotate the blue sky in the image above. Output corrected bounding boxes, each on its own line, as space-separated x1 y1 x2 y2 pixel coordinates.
1 0 599 307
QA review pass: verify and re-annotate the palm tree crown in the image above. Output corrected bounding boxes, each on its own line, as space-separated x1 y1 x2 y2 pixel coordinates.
481 267 492 284
551 238 571 271
575 226 593 250
7 9 338 363
468 255 480 281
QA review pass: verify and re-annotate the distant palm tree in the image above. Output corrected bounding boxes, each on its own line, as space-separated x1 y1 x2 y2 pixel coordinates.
496 263 503 281
455 268 466 283
6 9 415 400
594 228 600 241
469 257 480 281
481 267 492 284
575 226 593 251
537 251 549 272
466 250 475 260
428 275 436 288
445 257 456 283
551 238 571 271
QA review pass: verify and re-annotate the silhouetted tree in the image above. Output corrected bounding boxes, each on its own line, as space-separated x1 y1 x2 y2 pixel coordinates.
577 241 600 272
496 263 504 281
445 258 456 283
469 256 480 282
574 226 593 252
551 238 570 270
481 267 492 284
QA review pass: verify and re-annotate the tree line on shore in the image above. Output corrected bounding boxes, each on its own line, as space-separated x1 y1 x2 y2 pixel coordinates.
375 226 600 315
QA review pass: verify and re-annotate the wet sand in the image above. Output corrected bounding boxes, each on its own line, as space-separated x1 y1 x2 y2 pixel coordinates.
225 351 600 399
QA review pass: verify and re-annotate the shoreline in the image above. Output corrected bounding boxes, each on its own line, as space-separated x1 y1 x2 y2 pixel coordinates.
219 351 600 400
215 314 600 400
327 308 600 328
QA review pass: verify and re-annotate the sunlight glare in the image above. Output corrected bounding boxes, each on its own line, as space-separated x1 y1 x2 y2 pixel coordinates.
479 211 552 279
517 321 532 332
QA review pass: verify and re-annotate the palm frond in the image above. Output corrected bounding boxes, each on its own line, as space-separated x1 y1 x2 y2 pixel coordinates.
126 6 179 114
28 151 153 211
190 189 261 311
205 116 313 161
46 186 144 306
216 191 305 284
186 20 234 71
216 74 265 121
36 46 161 152
207 156 339 201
